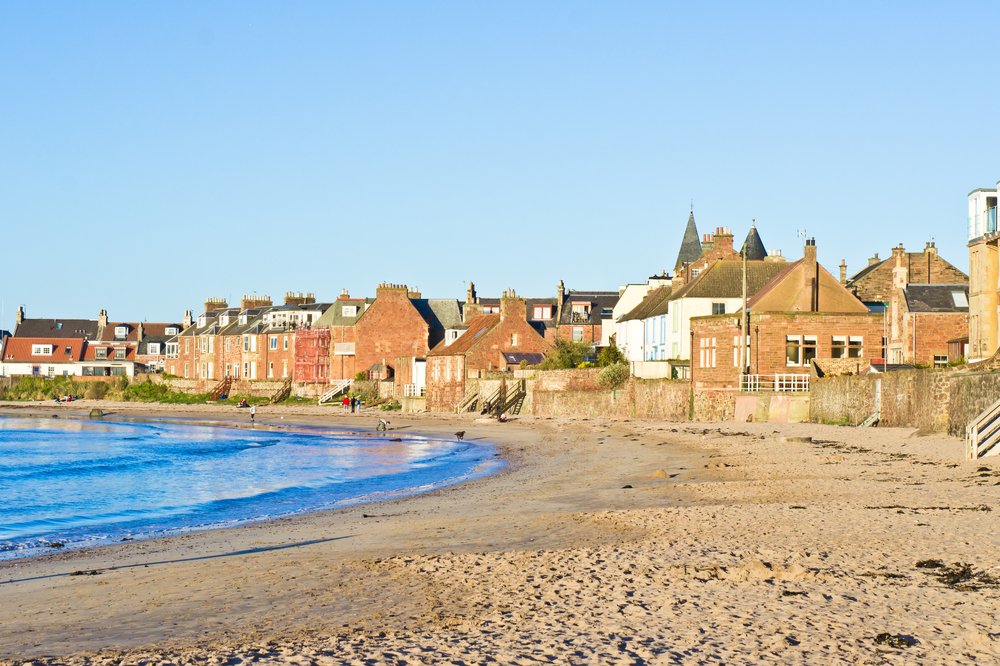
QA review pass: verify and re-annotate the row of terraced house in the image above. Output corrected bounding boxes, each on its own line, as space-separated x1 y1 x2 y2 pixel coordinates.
6 180 1000 411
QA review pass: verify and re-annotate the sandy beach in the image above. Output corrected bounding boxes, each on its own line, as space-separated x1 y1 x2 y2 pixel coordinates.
0 401 997 665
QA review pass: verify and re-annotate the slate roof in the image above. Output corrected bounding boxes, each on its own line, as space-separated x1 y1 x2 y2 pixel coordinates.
13 319 100 339
619 286 673 322
741 225 767 260
427 314 500 356
674 211 702 270
502 352 545 365
670 260 791 301
558 291 620 325
413 299 464 330
903 284 969 313
312 299 370 328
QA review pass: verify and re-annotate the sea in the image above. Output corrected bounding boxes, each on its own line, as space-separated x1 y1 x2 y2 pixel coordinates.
0 415 501 560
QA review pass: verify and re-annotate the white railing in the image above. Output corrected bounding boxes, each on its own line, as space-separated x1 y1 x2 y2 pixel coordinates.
966 395 1000 459
318 379 352 404
403 384 426 397
740 373 810 393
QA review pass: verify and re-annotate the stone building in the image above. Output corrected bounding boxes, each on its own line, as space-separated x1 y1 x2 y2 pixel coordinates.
425 291 551 412
967 181 1000 361
846 242 967 309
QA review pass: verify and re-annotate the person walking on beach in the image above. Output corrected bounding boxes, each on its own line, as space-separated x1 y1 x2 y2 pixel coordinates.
250 404 256 424
342 395 350 412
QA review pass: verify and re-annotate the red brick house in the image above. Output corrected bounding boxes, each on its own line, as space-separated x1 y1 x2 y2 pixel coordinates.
846 242 967 308
425 291 551 411
691 239 882 391
353 283 434 381
888 285 969 366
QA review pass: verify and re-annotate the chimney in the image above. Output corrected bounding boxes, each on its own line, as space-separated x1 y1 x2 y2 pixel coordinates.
892 243 908 290
839 259 847 285
556 279 566 323
15 305 24 326
713 226 734 255
924 240 937 256
204 297 228 313
407 287 421 299
466 281 477 305
338 288 351 301
764 249 785 263
803 238 818 312
137 322 144 341
98 309 108 329
500 289 526 322
284 291 315 306
241 294 272 311
702 232 715 253
183 309 193 329
868 253 881 266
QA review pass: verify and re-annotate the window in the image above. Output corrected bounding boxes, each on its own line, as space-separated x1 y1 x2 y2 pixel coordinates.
831 335 847 358
848 336 863 358
166 343 178 359
268 362 274 378
250 336 257 352
785 335 817 366
572 327 584 342
733 335 749 367
712 303 726 315
483 306 500 314
31 344 53 356
147 343 161 355
282 360 288 378
342 305 357 317
165 327 178 336
510 333 519 347
934 354 948 368
951 291 968 308
114 348 126 360
184 338 190 353
699 337 717 368
270 335 278 350
198 315 207 327
208 337 214 353
201 337 208 353
219 315 229 327
532 305 552 320
114 326 128 339
95 347 108 360
283 336 288 350
243 335 249 352
183 363 189 378
225 337 230 352
64 346 72 356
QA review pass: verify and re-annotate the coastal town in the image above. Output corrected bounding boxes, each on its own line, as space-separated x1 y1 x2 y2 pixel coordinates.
2 182 998 458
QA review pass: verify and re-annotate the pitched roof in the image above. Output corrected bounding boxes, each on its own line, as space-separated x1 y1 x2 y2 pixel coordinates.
903 284 969 313
619 286 673 322
82 344 136 361
741 224 767 260
413 299 464 330
558 291 620 325
2 338 86 363
13 319 100 339
674 211 702 270
671 260 791 301
313 298 370 328
427 314 500 356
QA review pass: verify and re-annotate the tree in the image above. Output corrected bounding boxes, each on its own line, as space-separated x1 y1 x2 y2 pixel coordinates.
539 340 595 370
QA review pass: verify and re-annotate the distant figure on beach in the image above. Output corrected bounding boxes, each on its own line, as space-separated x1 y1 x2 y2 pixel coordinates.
455 430 465 441
342 396 350 412
376 418 389 431
498 413 508 423
250 405 256 424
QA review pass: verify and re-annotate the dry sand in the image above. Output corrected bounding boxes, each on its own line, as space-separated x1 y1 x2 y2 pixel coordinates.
0 401 998 665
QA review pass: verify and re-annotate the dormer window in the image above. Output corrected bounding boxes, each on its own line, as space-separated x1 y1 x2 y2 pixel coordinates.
32 344 53 356
218 315 229 327
95 347 108 360
570 303 591 322
198 315 207 327
238 314 248 325
342 305 357 317
532 305 552 320
147 343 161 355
114 348 126 360
165 327 179 336
114 326 128 339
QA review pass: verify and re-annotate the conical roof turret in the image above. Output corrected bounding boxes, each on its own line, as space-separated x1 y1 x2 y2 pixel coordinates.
741 222 767 260
674 210 702 272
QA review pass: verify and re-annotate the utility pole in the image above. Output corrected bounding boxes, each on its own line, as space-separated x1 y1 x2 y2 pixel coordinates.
739 222 750 386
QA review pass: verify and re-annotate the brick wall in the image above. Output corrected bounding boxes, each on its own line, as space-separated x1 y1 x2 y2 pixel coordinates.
531 377 689 420
554 323 604 345
851 249 968 303
899 312 968 365
329 325 358 380
295 329 331 383
426 355 466 411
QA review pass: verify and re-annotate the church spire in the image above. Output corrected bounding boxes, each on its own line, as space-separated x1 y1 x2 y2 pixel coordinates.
674 209 702 272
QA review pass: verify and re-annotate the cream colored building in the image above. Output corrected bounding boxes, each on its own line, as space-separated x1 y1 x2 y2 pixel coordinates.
968 182 1000 361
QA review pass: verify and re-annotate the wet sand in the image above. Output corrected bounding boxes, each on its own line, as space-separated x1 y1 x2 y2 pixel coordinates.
0 401 997 664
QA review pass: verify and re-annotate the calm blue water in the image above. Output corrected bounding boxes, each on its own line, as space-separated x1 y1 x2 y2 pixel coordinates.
0 416 500 560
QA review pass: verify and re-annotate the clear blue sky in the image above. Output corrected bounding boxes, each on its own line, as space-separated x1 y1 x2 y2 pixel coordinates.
2 2 998 329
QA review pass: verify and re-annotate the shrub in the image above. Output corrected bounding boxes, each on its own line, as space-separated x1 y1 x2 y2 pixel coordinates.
596 363 630 390
539 340 595 370
597 342 626 367
84 382 111 400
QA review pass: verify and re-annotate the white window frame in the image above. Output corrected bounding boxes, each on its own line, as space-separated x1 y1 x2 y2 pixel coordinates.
848 336 863 358
147 343 161 355
165 327 178 336
342 305 357 317
270 335 278 350
572 327 584 342
31 344 53 356
114 326 128 339
532 305 552 320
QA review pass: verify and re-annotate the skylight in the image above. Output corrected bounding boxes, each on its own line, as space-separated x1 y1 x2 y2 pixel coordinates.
952 291 968 308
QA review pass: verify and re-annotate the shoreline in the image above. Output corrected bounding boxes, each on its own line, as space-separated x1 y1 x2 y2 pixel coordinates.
1 402 997 664
0 406 506 563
